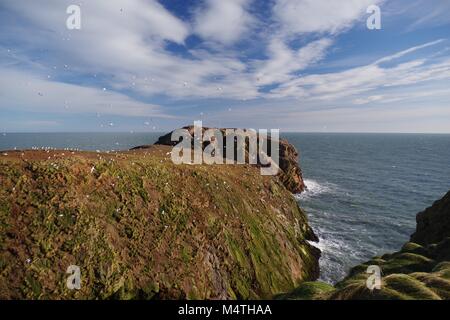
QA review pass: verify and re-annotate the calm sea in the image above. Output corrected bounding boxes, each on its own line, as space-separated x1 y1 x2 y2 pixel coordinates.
1 132 450 284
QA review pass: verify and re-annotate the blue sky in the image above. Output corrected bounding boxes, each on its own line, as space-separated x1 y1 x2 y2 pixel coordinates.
0 0 449 132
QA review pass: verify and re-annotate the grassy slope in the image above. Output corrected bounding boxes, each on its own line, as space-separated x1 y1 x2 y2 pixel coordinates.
325 239 450 300
0 146 319 299
278 241 450 300
279 235 450 300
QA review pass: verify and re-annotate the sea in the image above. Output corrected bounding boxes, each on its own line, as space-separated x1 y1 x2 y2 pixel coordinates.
1 132 450 284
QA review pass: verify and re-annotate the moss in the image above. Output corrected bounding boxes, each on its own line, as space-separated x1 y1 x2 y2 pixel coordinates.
141 281 160 299
181 246 192 264
187 285 200 300
24 275 42 299
275 281 335 300
380 253 434 275
433 262 450 277
344 263 381 281
329 282 394 300
401 242 424 253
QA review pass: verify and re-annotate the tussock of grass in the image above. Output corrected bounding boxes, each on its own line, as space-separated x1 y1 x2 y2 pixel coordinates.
383 274 441 300
328 243 449 300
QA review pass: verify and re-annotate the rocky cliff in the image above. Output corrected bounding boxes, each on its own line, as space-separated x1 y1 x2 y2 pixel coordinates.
0 145 318 299
133 126 306 193
411 191 450 246
278 191 450 300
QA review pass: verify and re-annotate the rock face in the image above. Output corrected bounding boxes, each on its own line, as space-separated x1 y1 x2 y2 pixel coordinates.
134 126 306 194
279 191 450 300
411 191 450 246
0 147 319 299
277 141 306 194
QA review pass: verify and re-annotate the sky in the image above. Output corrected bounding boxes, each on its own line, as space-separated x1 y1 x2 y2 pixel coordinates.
0 0 449 133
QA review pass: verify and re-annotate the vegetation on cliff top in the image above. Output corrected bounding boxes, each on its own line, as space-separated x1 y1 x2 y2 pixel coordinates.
0 146 319 299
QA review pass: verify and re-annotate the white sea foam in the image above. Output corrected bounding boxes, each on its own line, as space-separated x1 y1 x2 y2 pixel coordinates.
295 179 336 200
305 179 330 195
308 228 356 284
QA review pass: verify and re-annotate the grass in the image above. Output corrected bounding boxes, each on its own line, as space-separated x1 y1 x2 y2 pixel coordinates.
317 241 449 300
0 147 319 299
274 281 334 300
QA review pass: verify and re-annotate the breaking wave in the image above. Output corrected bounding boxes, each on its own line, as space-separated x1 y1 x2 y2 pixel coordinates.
295 179 337 200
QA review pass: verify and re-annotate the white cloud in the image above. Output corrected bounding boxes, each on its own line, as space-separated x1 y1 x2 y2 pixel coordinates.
4 0 189 44
0 68 167 118
255 38 333 85
268 40 450 102
374 39 445 64
353 95 384 105
194 0 254 45
353 87 450 105
273 0 382 35
1 0 261 100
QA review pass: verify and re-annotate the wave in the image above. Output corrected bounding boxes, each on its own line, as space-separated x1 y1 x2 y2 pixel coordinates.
296 179 356 283
296 179 336 200
308 227 367 284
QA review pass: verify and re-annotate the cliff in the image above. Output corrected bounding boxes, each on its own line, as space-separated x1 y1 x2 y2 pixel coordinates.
133 126 306 193
278 191 450 300
0 145 319 299
411 191 450 246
